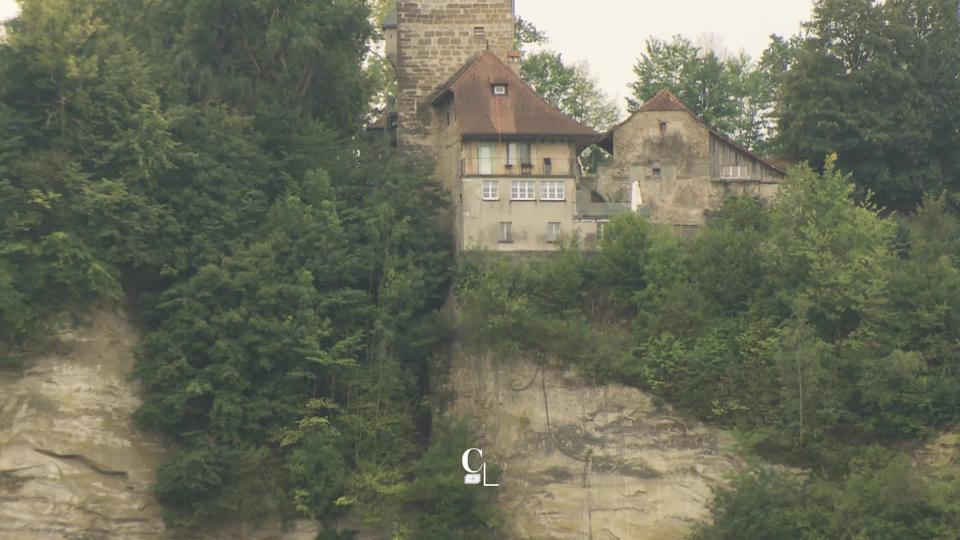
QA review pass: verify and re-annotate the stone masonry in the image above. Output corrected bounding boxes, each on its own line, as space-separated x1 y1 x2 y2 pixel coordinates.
395 0 515 148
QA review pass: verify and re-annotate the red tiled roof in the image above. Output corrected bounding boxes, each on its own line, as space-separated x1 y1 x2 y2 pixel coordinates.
430 52 598 141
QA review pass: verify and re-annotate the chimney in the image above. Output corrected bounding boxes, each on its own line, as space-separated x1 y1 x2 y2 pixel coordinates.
507 50 522 77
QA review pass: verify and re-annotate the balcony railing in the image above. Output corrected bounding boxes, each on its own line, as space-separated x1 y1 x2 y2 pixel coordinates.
460 157 580 178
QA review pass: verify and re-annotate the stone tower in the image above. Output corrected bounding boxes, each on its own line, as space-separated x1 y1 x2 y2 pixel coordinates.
387 0 516 148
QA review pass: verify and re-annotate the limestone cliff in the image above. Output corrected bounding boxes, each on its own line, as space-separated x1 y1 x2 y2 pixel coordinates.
0 306 167 539
0 307 324 540
446 352 743 540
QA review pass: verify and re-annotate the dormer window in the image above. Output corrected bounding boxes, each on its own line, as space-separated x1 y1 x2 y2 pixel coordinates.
493 84 507 96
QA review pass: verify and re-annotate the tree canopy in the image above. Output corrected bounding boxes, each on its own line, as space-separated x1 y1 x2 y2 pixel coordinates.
0 0 495 535
773 0 960 210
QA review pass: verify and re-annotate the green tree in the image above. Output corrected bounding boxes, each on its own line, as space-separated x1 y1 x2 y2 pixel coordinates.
774 0 960 210
521 51 620 130
628 35 786 151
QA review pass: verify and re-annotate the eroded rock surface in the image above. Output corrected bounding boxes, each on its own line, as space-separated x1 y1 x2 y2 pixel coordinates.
447 353 743 540
0 306 167 540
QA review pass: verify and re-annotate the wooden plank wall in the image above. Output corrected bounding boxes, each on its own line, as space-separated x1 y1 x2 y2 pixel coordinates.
709 134 783 181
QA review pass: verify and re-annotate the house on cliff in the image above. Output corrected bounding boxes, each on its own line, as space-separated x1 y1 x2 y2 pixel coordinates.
591 90 786 234
375 1 786 250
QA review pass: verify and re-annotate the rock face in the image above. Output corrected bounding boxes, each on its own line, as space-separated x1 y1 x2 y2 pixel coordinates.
447 352 743 540
0 306 167 540
0 307 331 540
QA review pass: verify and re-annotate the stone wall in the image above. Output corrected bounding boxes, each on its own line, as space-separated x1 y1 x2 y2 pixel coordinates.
597 110 783 226
395 0 515 148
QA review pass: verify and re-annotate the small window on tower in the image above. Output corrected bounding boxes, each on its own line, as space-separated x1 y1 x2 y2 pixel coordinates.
474 26 485 37
660 121 668 135
652 162 662 178
493 84 507 96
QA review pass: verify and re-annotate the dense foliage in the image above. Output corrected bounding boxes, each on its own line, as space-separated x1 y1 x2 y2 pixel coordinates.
773 0 960 211
458 160 960 536
691 452 960 540
0 0 501 536
4 0 960 537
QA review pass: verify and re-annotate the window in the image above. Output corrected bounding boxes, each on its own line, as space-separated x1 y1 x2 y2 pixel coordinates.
520 143 532 165
511 180 535 200
660 121 668 135
543 157 552 175
652 162 662 178
499 222 512 243
597 221 607 239
540 181 565 201
507 142 532 169
482 180 498 200
474 26 485 37
546 222 561 243
721 165 751 179
477 143 496 175
492 84 507 96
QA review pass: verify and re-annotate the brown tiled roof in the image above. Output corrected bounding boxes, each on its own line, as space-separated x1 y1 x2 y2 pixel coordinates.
601 90 786 175
430 52 598 141
636 90 689 113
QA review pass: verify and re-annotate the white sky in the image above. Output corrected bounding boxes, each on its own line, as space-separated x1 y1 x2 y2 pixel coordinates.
1 0 816 111
0 0 14 22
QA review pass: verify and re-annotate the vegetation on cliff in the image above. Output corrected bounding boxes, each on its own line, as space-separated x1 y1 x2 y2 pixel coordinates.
2 0 959 538
457 159 960 536
0 0 497 536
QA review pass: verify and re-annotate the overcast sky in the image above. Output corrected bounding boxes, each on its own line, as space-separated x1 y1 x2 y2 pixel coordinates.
0 0 14 23
1 0 816 111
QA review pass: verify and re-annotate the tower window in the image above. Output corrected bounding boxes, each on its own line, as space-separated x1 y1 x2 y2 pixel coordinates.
652 162 662 178
660 121 668 135
474 26 485 37
493 84 507 96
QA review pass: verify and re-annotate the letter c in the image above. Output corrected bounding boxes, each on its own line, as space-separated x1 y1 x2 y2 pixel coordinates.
462 448 483 474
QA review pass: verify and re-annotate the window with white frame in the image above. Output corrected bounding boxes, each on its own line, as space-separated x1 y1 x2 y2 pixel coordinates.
546 222 561 243
540 181 565 201
511 180 535 200
721 165 751 179
482 180 498 200
499 222 512 242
